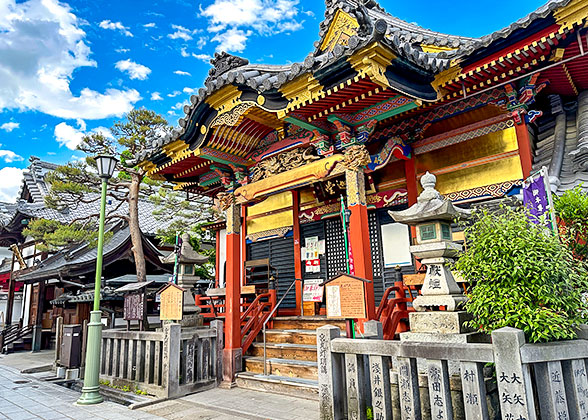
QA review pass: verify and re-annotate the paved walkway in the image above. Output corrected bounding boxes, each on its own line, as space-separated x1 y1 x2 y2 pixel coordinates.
0 354 319 420
141 387 319 420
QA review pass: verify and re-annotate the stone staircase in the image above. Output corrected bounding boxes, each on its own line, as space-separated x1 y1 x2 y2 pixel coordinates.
236 316 346 399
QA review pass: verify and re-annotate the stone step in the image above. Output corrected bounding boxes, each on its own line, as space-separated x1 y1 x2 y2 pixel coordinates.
256 329 319 345
235 372 318 401
243 356 318 380
271 316 346 331
248 342 317 361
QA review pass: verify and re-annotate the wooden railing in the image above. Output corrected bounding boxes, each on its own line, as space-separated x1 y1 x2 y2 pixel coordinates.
240 291 276 355
376 282 414 340
195 295 226 319
318 322 588 420
0 322 33 352
100 320 223 399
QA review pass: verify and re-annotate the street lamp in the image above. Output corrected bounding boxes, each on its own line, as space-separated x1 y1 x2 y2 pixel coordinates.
77 154 117 405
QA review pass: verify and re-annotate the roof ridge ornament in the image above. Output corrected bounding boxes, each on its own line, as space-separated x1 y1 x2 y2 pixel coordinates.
207 52 249 81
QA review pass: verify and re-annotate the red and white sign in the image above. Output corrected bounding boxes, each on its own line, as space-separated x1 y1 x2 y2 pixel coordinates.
303 278 324 302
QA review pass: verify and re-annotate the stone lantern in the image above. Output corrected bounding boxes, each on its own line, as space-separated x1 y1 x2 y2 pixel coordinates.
389 172 474 341
163 233 209 327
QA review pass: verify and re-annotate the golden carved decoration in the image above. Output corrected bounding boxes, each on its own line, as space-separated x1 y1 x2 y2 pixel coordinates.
554 0 588 30
342 145 370 171
250 147 320 183
320 9 360 53
217 192 236 211
324 179 346 195
212 103 254 128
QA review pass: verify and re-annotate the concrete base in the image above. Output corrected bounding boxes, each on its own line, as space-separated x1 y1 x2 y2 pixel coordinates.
409 311 473 334
56 366 66 379
65 368 79 380
222 348 242 384
179 312 203 328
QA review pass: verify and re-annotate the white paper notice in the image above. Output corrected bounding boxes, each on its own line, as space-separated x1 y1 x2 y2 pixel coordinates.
326 285 342 317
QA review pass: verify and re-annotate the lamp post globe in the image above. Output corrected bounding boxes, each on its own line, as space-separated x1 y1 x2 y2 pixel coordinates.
95 154 118 180
77 154 117 405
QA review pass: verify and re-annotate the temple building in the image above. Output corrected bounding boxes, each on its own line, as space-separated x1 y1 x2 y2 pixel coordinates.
135 0 588 383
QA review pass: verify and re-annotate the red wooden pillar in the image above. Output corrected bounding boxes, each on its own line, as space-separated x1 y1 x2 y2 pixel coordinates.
223 203 242 385
292 190 303 315
515 122 533 178
345 169 376 320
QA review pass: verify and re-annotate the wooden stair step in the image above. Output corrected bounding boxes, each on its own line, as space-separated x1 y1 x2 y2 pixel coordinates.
235 372 318 400
248 342 317 361
243 356 318 380
271 316 347 331
257 329 319 345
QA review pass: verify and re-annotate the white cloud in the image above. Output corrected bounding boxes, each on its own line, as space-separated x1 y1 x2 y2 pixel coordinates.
180 47 190 58
151 92 163 101
197 36 208 49
0 122 19 132
0 150 24 163
168 91 181 97
0 167 24 202
99 20 133 37
115 47 130 53
183 87 196 94
211 29 251 52
0 0 140 120
54 121 113 150
200 0 303 51
171 102 184 111
174 70 191 76
192 53 212 62
143 22 156 28
54 121 85 150
168 25 193 41
115 59 151 80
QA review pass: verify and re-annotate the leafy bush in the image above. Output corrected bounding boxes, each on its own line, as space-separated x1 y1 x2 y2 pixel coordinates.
455 206 588 343
554 186 588 261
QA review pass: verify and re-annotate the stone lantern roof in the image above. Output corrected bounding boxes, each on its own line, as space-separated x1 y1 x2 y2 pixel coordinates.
162 233 209 265
388 172 470 224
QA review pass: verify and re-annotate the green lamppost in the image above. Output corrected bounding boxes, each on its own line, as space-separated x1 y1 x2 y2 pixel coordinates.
77 154 118 405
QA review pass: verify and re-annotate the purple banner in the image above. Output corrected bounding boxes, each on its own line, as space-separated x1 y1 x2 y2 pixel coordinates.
522 173 549 224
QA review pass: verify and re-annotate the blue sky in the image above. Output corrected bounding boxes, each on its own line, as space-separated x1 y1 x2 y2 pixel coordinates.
0 0 548 202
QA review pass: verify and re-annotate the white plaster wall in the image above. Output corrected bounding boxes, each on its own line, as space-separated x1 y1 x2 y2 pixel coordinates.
0 293 22 326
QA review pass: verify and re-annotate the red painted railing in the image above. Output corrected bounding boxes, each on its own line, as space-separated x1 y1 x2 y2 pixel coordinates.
376 280 415 340
240 291 276 355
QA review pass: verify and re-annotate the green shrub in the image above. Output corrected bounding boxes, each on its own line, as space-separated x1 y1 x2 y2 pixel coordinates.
455 206 588 343
554 185 588 261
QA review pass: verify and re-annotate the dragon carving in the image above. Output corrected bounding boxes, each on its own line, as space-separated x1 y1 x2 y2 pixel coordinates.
250 147 320 183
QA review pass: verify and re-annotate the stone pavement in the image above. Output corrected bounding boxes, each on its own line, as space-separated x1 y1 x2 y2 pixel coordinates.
141 387 319 420
0 357 319 420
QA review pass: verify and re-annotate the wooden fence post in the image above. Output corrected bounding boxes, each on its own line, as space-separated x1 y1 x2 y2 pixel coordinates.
211 320 224 385
162 323 181 398
54 316 63 366
317 325 345 420
80 319 88 369
492 327 536 420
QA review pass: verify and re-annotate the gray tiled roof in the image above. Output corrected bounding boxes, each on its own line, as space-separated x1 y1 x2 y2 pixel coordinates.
0 158 171 236
17 222 165 283
533 91 588 195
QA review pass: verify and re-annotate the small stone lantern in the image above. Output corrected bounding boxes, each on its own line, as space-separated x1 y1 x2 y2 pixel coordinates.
389 172 474 341
163 233 209 327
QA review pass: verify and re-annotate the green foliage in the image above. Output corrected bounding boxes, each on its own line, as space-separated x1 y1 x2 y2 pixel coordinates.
134 386 148 395
455 206 588 343
554 185 588 261
23 219 112 251
151 188 219 279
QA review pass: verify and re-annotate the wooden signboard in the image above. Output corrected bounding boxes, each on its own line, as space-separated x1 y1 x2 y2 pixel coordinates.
158 282 184 321
324 274 369 319
123 293 144 321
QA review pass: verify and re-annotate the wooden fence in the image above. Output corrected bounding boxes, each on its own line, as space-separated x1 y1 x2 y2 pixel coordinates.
100 320 223 399
318 322 588 420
